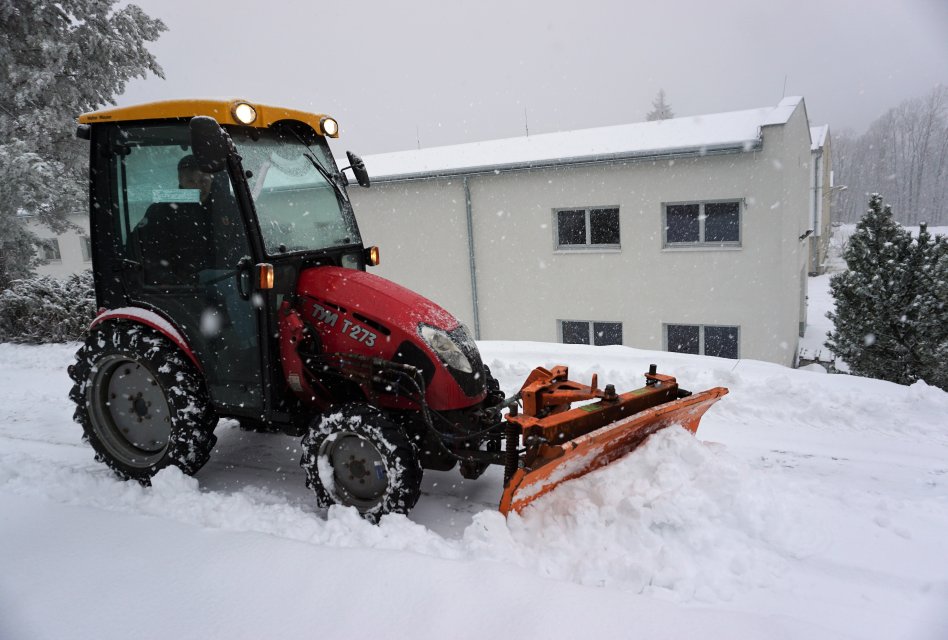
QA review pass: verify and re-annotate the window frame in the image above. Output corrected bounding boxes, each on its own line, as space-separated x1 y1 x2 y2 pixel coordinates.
663 323 740 358
558 319 623 346
553 206 621 251
80 236 92 262
39 238 62 262
662 199 742 249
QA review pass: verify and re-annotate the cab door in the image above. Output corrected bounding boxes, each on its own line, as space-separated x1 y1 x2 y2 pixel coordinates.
106 122 264 414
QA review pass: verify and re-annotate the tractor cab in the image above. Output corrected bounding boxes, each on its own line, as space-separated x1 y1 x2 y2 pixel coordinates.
79 99 371 423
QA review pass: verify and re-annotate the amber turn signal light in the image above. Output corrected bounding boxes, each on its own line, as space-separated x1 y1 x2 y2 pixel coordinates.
256 263 274 289
365 246 380 266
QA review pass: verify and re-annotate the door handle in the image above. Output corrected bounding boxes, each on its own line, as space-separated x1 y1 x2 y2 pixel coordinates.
114 258 141 272
236 256 253 300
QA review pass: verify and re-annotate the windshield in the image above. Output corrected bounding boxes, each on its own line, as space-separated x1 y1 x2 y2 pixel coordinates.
230 126 361 255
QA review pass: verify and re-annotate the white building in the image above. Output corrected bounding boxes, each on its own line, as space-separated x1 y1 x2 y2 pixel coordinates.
350 97 831 366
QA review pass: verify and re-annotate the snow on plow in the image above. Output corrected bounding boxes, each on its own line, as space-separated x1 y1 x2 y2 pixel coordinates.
500 365 728 515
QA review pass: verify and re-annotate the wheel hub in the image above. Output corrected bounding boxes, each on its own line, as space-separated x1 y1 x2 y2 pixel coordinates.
131 394 150 420
345 456 369 482
323 433 388 505
89 356 174 467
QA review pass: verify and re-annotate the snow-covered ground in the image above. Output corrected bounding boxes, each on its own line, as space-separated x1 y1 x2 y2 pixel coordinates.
797 273 840 369
2 339 947 639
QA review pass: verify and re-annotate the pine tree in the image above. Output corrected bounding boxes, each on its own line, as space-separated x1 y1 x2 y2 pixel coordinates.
646 89 675 121
0 0 166 288
909 223 948 389
826 194 948 390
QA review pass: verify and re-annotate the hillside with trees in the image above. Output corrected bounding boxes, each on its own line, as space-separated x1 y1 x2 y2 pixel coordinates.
832 86 948 226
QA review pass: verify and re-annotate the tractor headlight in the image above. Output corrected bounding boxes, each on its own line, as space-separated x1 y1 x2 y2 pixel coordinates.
320 116 339 137
232 102 257 125
419 325 473 374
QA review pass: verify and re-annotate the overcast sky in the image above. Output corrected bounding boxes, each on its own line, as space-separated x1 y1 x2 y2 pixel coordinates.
116 0 948 155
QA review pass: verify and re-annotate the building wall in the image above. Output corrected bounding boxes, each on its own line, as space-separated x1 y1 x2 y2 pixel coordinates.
354 179 475 328
766 106 815 352
352 102 814 366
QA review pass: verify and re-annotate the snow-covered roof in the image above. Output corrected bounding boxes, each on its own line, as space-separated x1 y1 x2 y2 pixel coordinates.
356 97 804 181
810 125 829 151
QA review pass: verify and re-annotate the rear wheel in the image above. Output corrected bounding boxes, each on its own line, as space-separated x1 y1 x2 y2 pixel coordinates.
68 322 217 482
301 404 422 520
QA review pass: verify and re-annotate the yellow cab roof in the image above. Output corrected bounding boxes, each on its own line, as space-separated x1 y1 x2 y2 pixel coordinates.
77 98 338 138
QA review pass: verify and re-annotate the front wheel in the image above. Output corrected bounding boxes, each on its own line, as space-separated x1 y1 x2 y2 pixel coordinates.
301 404 422 520
68 322 217 483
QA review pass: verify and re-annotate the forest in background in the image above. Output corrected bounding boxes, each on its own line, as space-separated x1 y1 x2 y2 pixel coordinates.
832 85 948 226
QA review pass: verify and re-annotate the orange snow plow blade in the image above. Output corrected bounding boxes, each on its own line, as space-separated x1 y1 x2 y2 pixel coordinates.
499 365 727 516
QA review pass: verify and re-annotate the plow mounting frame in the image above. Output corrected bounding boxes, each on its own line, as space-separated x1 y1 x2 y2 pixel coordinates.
499 365 727 515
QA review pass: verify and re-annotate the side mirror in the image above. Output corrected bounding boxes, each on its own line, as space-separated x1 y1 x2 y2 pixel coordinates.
190 116 228 173
346 151 371 188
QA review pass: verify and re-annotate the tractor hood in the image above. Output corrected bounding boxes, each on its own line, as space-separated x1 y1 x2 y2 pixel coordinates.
298 266 460 333
295 266 485 410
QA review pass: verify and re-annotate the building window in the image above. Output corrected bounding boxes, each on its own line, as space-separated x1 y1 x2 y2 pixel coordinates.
665 324 739 359
555 207 620 249
560 320 623 346
663 200 741 247
80 236 92 262
39 238 62 262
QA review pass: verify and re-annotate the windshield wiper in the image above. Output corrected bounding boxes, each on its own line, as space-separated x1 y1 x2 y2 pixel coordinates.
280 126 348 202
303 153 349 202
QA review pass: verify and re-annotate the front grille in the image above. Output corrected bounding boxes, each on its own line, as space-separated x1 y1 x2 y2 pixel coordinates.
391 340 435 386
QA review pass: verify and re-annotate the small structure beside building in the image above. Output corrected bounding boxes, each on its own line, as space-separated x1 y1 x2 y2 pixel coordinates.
28 214 92 278
808 124 833 275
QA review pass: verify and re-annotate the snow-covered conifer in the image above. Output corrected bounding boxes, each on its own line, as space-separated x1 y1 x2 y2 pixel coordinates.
907 224 948 389
826 194 948 390
646 89 675 121
0 0 166 288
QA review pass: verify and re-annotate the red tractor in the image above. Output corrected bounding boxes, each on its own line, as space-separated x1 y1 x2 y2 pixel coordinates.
69 99 726 519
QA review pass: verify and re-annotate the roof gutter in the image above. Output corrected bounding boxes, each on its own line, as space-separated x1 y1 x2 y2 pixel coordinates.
366 140 761 185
